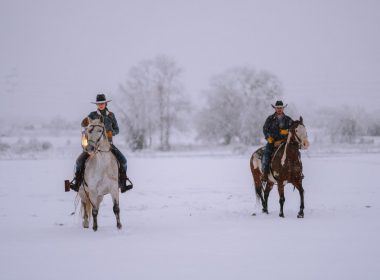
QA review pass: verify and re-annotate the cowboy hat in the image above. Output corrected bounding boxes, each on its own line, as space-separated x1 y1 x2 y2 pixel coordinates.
271 100 288 108
91 94 112 104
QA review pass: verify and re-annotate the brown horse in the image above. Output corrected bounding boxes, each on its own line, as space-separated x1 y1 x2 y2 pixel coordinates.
250 117 310 218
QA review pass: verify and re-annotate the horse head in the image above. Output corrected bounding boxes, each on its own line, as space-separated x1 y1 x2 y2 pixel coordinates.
84 118 106 154
289 116 310 150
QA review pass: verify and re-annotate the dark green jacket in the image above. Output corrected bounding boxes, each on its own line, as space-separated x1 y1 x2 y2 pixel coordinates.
82 109 119 136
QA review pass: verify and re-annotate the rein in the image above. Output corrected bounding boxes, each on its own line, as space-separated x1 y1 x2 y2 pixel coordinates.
82 179 96 209
281 124 302 165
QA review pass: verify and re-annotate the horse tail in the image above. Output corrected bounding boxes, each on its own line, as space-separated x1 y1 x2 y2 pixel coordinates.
250 153 263 203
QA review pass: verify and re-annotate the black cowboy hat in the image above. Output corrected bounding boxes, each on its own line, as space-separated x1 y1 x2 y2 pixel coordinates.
91 94 112 104
271 100 288 108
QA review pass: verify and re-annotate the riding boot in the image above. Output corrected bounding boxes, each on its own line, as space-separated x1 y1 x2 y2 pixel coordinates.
70 171 84 192
119 166 133 193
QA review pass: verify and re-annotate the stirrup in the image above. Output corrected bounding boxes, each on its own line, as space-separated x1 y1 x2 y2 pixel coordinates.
126 178 133 187
120 178 133 193
64 180 71 192
65 178 80 192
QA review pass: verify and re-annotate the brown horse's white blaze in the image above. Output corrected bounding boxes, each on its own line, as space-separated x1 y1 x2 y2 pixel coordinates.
250 117 309 218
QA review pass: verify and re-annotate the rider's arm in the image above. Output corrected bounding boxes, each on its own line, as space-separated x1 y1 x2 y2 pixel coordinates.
263 116 272 139
110 113 119 136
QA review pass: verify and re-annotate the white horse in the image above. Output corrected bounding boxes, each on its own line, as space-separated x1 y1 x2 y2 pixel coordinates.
79 118 121 231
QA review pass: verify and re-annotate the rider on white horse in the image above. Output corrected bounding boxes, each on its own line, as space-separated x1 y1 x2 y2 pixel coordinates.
69 94 133 193
261 100 293 183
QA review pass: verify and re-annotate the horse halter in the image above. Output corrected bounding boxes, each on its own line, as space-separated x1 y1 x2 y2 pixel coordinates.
86 124 108 153
291 123 308 149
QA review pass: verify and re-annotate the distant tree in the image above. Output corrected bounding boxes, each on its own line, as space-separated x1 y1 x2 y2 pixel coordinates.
314 106 367 143
119 55 189 151
196 67 283 145
367 110 380 136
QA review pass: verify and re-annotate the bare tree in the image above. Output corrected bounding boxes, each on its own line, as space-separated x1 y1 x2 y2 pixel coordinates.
196 67 283 145
119 55 189 150
311 105 368 144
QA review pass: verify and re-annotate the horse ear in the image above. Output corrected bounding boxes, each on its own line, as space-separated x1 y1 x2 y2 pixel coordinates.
300 116 303 124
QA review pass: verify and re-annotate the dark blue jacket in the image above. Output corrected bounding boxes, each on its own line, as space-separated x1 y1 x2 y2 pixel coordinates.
263 113 293 141
84 109 120 136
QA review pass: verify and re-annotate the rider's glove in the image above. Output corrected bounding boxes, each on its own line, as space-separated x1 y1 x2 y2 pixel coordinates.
267 136 274 144
106 131 113 141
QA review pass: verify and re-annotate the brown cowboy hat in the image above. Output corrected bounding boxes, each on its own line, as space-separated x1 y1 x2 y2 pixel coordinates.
91 94 112 104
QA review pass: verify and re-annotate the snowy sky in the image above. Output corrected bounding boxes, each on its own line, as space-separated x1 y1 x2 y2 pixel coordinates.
1 0 380 121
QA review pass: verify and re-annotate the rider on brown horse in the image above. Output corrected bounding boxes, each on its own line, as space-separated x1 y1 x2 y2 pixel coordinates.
69 94 133 193
261 100 293 182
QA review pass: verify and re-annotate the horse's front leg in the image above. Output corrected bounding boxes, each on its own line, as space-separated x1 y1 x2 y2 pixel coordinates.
92 207 98 231
91 195 104 232
113 199 122 229
278 182 285 218
81 200 89 228
294 180 305 218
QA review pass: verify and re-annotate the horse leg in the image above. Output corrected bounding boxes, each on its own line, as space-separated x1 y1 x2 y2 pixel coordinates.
92 207 98 231
278 182 285 218
294 181 305 218
81 200 89 228
252 166 265 212
262 182 273 214
113 199 122 229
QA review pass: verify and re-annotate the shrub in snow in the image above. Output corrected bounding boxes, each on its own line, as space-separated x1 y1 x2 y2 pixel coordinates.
311 106 367 144
0 140 11 152
13 138 52 154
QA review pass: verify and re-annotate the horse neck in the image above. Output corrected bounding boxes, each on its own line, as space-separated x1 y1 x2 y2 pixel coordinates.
278 132 299 165
285 136 301 162
98 135 111 151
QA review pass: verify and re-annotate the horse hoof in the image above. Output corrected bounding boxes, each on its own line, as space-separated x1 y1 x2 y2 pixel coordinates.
251 213 256 216
117 223 122 229
297 213 304 218
279 213 285 218
83 221 89 228
93 226 98 232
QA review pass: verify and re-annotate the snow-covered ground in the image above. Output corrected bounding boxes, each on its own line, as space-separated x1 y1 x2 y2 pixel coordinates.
0 149 379 280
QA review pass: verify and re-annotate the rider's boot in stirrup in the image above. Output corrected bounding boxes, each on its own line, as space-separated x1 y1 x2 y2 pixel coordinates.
119 170 133 193
69 172 83 192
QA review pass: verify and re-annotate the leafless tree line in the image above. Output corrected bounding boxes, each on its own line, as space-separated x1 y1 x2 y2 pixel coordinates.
116 55 380 150
118 55 190 151
117 55 284 150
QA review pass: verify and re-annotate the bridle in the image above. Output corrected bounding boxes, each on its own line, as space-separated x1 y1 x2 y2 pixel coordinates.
289 122 305 149
86 124 110 153
280 122 305 167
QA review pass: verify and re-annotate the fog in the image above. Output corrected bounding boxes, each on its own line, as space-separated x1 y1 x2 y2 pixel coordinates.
1 0 380 122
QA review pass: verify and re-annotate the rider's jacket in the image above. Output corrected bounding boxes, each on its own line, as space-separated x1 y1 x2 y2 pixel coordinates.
81 109 119 137
263 113 293 142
